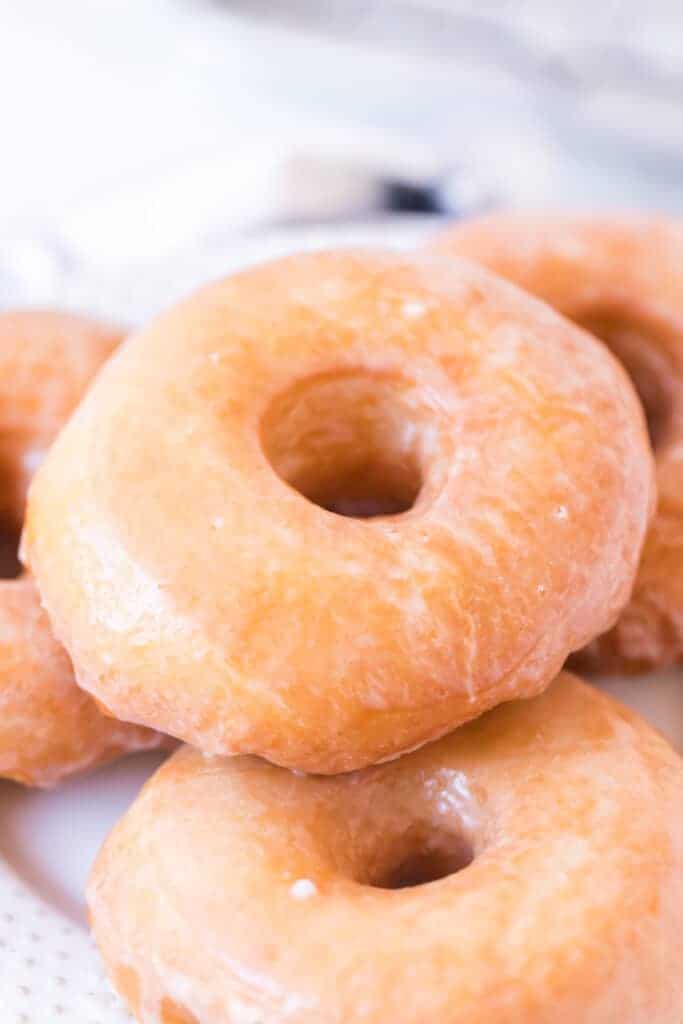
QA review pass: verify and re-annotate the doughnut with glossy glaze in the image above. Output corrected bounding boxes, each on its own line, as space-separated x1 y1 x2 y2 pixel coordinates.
88 674 683 1024
430 214 683 672
24 251 654 771
0 310 164 786
0 310 120 531
0 577 165 786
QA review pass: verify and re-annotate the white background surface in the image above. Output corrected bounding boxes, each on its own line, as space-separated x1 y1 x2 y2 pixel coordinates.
3 1 683 321
2 0 683 241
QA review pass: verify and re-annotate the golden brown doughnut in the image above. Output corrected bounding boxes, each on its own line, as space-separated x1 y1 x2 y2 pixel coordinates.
0 310 120 533
0 577 164 787
88 674 683 1024
0 310 165 786
430 213 683 672
24 251 653 772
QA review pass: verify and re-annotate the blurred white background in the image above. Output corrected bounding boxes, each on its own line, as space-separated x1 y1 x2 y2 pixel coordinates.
1 1 682 312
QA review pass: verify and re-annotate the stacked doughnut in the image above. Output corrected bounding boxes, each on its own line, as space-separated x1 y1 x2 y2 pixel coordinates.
0 312 166 787
11 218 683 1022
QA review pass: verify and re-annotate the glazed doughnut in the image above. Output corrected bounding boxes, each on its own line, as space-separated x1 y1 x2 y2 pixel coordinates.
88 674 683 1024
430 214 683 672
0 310 121 533
24 251 653 772
0 577 165 787
0 310 165 787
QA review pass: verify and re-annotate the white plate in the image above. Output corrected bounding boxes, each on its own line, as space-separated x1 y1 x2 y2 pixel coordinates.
0 217 681 1023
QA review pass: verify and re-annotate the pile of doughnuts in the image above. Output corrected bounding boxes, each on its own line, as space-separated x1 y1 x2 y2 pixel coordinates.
4 214 683 1022
0 312 166 786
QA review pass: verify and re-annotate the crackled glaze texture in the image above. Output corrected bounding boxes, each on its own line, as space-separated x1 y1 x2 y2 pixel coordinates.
88 675 683 1024
0 310 165 786
430 214 683 672
25 251 653 772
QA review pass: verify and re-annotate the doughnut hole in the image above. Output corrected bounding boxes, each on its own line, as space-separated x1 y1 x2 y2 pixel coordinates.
579 310 676 449
261 370 428 518
376 833 474 890
0 448 29 578
0 522 22 579
358 822 475 891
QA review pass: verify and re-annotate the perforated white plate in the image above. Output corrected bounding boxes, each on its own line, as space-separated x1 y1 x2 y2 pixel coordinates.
0 754 167 1024
0 218 681 1023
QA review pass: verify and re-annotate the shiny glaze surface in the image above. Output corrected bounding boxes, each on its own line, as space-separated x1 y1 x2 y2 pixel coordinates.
89 675 683 1023
0 311 164 786
431 214 683 672
25 252 653 771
